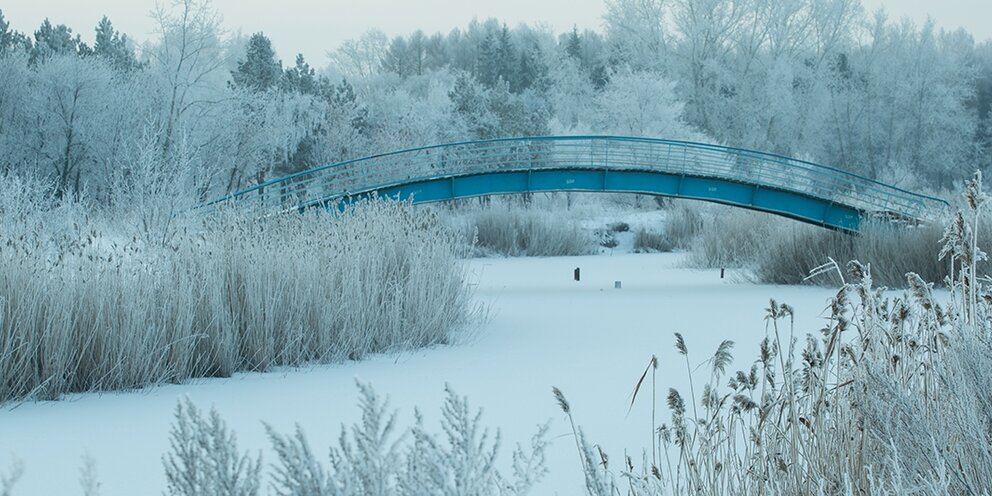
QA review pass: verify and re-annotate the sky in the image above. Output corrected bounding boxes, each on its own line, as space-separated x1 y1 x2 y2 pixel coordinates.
2 0 991 67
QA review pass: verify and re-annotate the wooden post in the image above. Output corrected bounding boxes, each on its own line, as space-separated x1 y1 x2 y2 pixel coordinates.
574 268 580 281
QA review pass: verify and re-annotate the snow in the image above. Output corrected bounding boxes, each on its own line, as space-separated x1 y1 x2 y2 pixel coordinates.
0 252 840 494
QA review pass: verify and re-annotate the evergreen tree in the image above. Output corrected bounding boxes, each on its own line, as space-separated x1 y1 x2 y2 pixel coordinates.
231 32 282 93
30 19 81 64
476 25 518 90
283 53 317 95
565 27 582 60
496 25 515 81
514 44 548 93
92 16 138 71
476 32 500 87
450 73 496 138
322 78 368 134
0 10 12 54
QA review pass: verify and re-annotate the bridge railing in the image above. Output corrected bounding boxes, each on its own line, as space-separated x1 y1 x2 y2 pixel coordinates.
211 136 949 222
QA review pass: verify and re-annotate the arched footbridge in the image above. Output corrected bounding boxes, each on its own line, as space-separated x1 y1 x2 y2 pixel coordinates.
208 136 949 232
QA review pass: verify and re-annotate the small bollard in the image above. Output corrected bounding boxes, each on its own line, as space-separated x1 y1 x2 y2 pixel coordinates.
720 268 725 279
614 281 622 289
574 267 581 281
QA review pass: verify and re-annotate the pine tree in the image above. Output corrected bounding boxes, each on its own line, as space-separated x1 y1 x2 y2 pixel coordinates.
283 53 317 95
230 32 282 93
476 32 500 87
92 17 138 71
30 19 81 64
0 10 30 55
0 9 12 54
496 24 516 84
514 44 548 94
450 73 496 138
565 26 582 60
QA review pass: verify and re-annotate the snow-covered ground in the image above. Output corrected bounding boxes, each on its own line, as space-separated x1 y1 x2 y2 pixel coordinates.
0 252 840 495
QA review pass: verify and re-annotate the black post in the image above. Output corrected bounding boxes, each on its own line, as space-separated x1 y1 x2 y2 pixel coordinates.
720 268 725 279
574 268 580 281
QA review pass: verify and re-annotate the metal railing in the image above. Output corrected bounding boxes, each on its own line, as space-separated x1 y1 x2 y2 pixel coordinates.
207 136 950 222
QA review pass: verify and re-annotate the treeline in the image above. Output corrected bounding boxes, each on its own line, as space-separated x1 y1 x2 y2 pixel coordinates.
0 0 990 204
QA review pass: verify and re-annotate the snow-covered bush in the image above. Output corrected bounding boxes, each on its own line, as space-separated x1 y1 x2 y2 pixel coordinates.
555 172 992 495
166 382 549 495
0 185 475 402
0 461 23 496
164 398 261 496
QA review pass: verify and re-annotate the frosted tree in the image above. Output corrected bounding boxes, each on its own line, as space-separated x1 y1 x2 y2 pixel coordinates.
230 32 282 93
382 30 442 78
547 57 596 133
29 19 83 64
26 54 115 198
283 54 318 95
603 0 668 71
331 29 389 82
449 72 498 138
148 0 228 161
0 9 32 55
92 16 139 72
0 52 32 173
593 68 697 139
821 15 978 184
365 72 468 152
669 0 746 132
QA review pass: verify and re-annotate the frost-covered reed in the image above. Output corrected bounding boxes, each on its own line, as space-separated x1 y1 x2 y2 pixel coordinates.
448 197 595 257
557 172 992 495
670 201 980 288
0 182 474 403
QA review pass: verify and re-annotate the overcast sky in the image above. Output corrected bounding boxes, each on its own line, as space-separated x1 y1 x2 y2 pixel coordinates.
3 0 990 67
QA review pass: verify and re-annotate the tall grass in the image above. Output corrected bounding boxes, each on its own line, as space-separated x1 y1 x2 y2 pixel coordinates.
0 185 474 403
555 172 992 495
752 220 965 286
662 202 704 250
453 199 595 257
672 201 982 288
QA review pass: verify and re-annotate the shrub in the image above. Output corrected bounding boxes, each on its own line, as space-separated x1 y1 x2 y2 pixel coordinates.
163 398 261 496
163 382 550 496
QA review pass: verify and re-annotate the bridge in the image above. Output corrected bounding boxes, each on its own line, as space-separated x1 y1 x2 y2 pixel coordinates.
207 136 949 232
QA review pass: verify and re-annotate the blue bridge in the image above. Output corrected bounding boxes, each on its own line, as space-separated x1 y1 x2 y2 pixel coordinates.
208 136 949 232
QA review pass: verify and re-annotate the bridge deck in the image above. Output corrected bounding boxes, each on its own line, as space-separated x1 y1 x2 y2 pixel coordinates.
207 136 949 232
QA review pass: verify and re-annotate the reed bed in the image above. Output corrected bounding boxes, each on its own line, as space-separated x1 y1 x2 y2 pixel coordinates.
556 172 992 495
0 194 474 403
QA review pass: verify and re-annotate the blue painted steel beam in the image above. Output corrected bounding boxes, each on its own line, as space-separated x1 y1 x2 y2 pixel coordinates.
317 168 862 232
206 135 949 233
